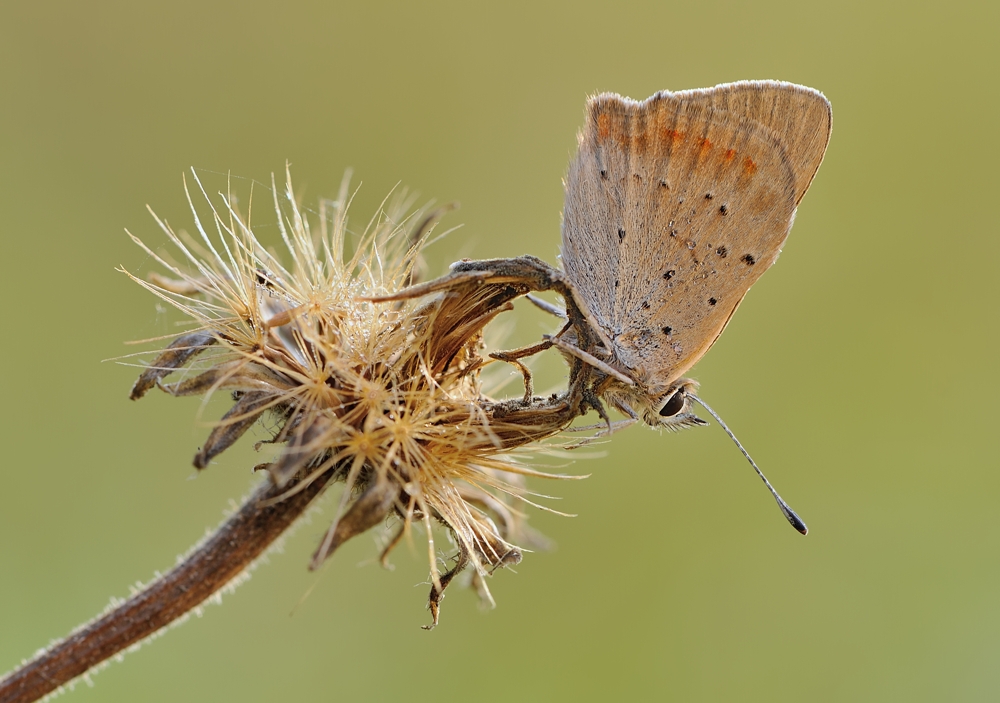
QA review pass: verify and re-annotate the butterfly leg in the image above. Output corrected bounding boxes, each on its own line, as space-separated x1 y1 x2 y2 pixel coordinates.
448 256 616 387
525 293 566 318
369 254 606 363
563 417 639 448
489 351 537 402
449 255 594 335
581 387 613 431
488 331 566 401
544 334 634 387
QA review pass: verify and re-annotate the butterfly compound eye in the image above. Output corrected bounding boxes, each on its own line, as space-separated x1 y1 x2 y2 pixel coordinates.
658 390 686 418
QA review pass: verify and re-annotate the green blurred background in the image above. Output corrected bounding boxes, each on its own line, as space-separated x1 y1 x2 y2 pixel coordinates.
2 1 998 700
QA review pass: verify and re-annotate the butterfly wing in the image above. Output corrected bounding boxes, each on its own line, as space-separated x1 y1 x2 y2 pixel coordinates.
686 81 832 207
561 81 831 395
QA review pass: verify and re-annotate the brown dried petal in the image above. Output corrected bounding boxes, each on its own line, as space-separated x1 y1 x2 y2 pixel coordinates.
162 361 293 397
193 391 276 469
130 332 216 400
309 479 398 569
267 416 332 488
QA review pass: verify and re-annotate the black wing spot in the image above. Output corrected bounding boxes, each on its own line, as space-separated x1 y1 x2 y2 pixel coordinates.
663 269 675 280
708 297 717 306
704 192 714 200
716 245 728 258
641 301 650 310
662 326 672 336
617 227 626 242
659 178 668 188
742 254 756 265
719 204 728 215
600 169 609 180
614 279 620 288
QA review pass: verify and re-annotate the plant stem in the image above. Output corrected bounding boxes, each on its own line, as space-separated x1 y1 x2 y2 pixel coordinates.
0 470 334 703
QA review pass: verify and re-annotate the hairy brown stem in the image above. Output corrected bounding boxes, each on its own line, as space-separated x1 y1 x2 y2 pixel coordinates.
0 470 334 703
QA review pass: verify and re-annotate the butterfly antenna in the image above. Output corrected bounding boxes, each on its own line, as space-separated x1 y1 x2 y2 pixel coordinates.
689 394 808 535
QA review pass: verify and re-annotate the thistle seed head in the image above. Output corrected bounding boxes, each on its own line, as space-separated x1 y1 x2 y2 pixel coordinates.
124 167 581 626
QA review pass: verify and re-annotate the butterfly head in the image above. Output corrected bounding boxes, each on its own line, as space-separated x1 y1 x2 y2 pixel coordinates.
604 378 708 431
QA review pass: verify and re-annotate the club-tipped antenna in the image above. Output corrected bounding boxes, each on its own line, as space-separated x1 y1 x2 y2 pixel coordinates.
689 393 808 535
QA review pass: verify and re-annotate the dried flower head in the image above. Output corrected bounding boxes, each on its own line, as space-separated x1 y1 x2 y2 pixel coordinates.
124 168 582 626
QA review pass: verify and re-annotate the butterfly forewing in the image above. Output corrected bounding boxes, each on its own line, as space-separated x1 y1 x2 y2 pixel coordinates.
561 82 831 395
677 81 832 205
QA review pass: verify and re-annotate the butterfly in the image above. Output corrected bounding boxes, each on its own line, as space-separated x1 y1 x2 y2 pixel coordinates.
376 82 831 533
559 81 831 433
